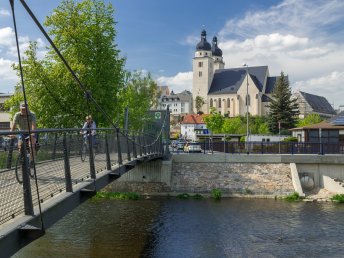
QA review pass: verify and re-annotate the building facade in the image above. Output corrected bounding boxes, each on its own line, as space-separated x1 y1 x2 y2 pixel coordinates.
0 93 12 131
192 30 280 116
157 90 192 115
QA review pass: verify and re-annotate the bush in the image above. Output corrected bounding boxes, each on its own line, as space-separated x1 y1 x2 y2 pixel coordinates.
177 193 190 199
211 188 222 200
282 136 298 142
331 194 344 203
284 192 303 201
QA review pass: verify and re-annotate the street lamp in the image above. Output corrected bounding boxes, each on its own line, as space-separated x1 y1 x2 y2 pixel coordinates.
243 64 249 152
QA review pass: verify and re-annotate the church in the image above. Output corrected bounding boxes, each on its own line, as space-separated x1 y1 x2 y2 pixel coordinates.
192 30 280 117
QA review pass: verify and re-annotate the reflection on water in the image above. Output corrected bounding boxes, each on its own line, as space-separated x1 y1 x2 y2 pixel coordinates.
13 198 344 258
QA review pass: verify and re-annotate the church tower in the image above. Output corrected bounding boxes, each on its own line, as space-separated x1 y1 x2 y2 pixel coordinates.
192 30 213 114
212 36 224 71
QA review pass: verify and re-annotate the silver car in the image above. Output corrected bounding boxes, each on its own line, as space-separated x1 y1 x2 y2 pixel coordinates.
184 142 202 153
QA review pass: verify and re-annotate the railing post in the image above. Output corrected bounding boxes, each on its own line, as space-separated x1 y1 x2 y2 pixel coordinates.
63 134 73 192
138 133 143 156
132 134 137 159
51 133 58 160
105 133 112 170
88 134 96 179
126 133 131 161
116 128 123 165
21 143 34 216
6 138 15 169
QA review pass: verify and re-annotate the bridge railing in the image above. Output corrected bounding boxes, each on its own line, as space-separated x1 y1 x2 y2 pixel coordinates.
0 128 162 226
198 140 344 155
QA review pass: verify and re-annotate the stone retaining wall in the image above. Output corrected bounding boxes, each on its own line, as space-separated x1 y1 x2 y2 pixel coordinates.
171 162 294 195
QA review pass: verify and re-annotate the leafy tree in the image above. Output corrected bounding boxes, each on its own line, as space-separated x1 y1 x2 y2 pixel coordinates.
117 71 159 131
204 108 224 133
267 72 299 134
296 114 323 127
195 96 205 114
222 117 245 134
7 0 125 128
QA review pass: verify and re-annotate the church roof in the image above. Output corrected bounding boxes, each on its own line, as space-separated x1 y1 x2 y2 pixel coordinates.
196 30 211 51
208 66 268 95
299 91 336 115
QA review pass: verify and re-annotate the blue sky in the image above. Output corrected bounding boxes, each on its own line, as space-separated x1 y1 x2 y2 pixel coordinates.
1 0 344 109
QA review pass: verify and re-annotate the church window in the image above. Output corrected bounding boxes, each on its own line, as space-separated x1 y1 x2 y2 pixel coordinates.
218 98 221 108
198 62 203 67
210 98 213 107
199 71 202 77
227 98 230 108
245 95 251 106
205 52 208 56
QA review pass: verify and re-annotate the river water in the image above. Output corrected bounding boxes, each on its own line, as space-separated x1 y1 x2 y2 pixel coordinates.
12 197 344 258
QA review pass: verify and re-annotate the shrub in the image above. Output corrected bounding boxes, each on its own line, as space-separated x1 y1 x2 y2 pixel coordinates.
282 136 298 142
211 188 222 200
177 193 190 199
284 192 303 201
331 194 344 203
192 194 204 200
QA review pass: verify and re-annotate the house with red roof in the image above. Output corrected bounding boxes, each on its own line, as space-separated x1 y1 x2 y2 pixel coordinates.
180 114 208 140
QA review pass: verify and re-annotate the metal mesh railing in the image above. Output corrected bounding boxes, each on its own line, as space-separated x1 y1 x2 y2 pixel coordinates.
0 128 163 226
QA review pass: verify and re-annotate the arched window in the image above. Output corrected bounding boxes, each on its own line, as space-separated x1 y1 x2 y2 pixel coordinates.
227 98 230 108
214 99 217 108
218 98 221 108
210 98 213 107
245 95 251 106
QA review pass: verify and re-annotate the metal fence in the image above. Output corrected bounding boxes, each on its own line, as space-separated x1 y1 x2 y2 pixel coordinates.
0 128 162 226
201 140 344 155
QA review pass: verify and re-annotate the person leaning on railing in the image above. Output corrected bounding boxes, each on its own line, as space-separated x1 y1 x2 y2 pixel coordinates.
9 103 39 167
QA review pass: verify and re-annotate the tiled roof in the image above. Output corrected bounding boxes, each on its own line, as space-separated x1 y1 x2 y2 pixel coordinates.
329 111 344 126
208 66 268 95
261 94 272 102
299 91 336 115
290 121 344 130
181 114 207 124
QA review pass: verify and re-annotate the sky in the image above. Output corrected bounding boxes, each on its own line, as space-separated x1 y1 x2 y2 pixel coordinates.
1 0 344 109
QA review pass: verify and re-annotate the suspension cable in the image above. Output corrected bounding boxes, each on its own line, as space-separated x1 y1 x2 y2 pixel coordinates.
9 0 45 232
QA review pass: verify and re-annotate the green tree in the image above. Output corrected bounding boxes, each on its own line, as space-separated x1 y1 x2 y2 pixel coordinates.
296 114 323 127
117 71 159 131
222 117 245 134
195 96 205 114
8 0 125 128
204 108 224 133
267 72 299 134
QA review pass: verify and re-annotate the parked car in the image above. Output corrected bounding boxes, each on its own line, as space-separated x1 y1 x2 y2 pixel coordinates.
184 142 202 153
177 140 186 150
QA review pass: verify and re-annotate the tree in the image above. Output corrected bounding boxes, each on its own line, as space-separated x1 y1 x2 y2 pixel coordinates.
204 108 224 134
296 114 323 127
117 71 159 131
222 117 245 134
267 72 299 134
8 0 125 128
195 96 205 114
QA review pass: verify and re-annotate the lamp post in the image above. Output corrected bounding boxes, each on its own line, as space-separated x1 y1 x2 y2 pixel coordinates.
243 64 249 152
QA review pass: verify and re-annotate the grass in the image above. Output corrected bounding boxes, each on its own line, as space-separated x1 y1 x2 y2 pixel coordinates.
330 194 344 203
176 193 204 200
211 188 222 200
284 192 303 201
93 191 140 200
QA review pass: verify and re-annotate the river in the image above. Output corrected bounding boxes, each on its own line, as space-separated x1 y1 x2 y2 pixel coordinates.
12 197 344 258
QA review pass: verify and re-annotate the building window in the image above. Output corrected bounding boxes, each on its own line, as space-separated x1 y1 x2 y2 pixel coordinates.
0 122 10 129
245 95 251 106
218 98 221 108
227 98 230 108
199 71 202 77
205 52 208 56
210 98 213 107
198 62 203 67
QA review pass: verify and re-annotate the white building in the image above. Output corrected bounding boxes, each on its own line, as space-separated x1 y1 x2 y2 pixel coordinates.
180 114 208 141
0 93 13 131
158 90 193 115
192 30 280 116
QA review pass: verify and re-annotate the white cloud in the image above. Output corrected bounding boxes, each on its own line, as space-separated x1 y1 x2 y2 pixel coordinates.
0 27 14 47
0 58 17 92
156 72 192 93
0 9 10 17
